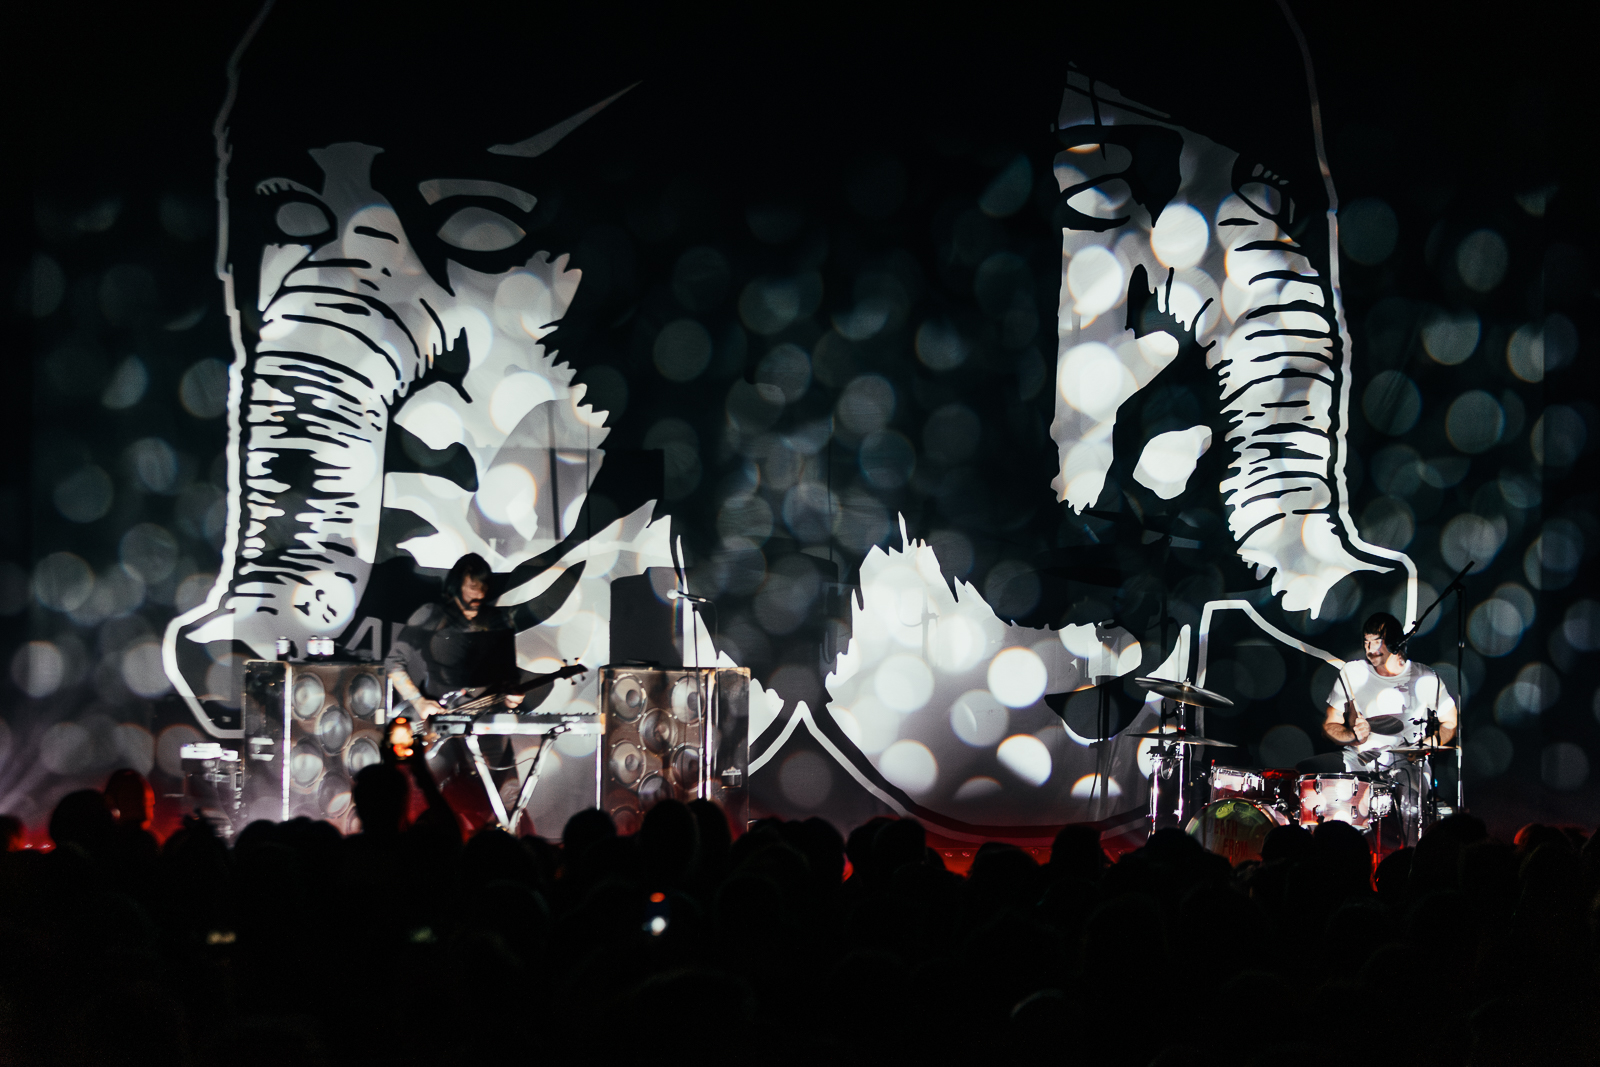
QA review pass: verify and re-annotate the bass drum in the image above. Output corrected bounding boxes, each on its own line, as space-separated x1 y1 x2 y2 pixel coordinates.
1186 798 1289 865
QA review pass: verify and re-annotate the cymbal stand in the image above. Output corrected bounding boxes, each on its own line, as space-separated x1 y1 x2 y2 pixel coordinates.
1145 698 1190 833
1397 560 1472 811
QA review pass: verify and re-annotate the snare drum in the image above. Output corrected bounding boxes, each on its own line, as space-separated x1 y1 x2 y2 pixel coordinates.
1296 772 1374 828
1187 798 1289 864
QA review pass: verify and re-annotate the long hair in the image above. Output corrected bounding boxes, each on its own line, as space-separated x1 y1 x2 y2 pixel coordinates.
443 553 492 601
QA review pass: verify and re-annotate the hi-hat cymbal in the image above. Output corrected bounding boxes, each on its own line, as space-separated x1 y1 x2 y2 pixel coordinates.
1389 745 1455 755
1134 678 1235 708
1129 731 1238 748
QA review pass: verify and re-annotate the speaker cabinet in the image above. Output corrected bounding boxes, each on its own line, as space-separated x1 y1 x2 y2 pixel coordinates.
599 666 748 834
608 569 681 667
241 660 389 831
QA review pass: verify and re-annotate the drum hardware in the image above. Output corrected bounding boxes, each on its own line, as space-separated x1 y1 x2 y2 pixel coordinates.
1141 679 1235 834
1394 559 1472 810
1130 732 1238 747
1134 678 1235 708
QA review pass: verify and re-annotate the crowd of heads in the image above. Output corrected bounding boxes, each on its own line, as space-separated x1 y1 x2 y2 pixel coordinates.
2 765 1599 1066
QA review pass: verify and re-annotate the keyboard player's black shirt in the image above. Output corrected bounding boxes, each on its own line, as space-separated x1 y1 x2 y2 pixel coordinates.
384 599 515 702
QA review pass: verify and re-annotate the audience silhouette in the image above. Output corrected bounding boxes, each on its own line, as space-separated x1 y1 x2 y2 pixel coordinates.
0 770 1596 1067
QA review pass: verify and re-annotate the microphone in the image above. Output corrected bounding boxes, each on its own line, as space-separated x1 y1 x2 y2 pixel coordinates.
1394 559 1474 653
667 589 712 604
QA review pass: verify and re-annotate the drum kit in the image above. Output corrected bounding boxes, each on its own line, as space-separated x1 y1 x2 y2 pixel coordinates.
1134 677 1453 863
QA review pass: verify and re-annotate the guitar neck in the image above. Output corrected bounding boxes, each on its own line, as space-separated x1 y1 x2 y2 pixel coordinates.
447 667 582 713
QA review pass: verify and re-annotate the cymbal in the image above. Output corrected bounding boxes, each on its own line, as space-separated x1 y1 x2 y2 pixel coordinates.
1130 731 1238 748
1389 745 1455 755
1134 678 1235 708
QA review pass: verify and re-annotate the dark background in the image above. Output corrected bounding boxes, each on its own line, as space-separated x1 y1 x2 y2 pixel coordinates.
3 0 1597 839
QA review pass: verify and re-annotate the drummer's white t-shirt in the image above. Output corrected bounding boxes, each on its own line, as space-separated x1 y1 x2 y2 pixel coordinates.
1325 660 1456 769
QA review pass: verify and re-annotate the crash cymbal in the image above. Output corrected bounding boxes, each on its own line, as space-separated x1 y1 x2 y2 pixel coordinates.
1134 678 1236 708
1129 731 1238 748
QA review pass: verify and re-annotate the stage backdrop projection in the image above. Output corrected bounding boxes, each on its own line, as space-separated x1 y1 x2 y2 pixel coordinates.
8 1 1595 838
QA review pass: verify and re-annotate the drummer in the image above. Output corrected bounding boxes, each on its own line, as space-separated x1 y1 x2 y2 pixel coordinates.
1322 612 1457 765
1322 612 1457 840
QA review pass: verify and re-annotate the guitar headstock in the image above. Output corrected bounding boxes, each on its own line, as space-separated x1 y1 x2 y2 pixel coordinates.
557 661 587 682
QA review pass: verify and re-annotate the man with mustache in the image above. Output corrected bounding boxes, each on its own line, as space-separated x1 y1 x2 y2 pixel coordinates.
1323 612 1457 842
385 553 526 722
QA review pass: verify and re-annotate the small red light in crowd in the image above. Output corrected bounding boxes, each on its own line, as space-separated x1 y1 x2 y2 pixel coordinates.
649 891 665 903
390 716 414 760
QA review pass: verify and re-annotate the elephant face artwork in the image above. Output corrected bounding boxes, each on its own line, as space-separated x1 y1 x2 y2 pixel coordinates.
784 60 1431 836
1049 70 1418 622
161 29 671 735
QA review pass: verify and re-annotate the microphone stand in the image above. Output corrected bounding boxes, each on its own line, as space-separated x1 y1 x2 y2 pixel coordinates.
1397 560 1473 812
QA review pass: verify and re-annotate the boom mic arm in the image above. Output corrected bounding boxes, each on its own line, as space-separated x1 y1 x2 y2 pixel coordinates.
1394 560 1473 653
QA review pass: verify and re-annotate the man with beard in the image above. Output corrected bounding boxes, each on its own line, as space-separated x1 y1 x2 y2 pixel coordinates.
385 552 527 720
1322 612 1457 843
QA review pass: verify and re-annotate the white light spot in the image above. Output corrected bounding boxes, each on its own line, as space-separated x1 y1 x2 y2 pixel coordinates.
988 646 1047 708
1151 204 1209 269
11 641 65 698
1070 773 1122 798
953 775 1002 801
949 689 1009 747
121 640 171 698
476 463 538 525
997 734 1052 786
879 739 938 795
1066 245 1125 320
490 373 557 434
1057 342 1135 421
